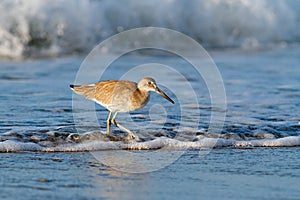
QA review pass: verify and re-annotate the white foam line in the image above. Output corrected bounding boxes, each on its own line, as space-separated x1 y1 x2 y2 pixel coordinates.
233 136 300 148
42 141 122 152
0 136 299 152
0 140 42 152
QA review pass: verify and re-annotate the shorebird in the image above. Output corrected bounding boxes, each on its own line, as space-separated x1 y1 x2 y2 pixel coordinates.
70 77 174 140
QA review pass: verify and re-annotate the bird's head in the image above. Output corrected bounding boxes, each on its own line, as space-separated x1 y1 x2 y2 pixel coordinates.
138 77 174 104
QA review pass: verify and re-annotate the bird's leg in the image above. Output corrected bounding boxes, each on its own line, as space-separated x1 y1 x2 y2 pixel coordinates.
106 111 112 135
111 112 137 140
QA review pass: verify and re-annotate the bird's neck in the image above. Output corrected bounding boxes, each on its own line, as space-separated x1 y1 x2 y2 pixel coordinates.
135 89 150 101
130 89 150 109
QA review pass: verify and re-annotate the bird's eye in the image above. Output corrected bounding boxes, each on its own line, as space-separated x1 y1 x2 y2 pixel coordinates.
147 81 152 85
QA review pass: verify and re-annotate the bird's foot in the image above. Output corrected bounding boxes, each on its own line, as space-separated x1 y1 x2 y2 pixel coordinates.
127 132 139 142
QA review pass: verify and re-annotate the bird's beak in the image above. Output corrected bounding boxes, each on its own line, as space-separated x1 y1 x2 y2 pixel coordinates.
155 87 175 104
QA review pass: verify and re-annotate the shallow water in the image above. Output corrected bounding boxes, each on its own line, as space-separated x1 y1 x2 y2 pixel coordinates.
0 148 299 200
1 45 300 199
1 47 300 152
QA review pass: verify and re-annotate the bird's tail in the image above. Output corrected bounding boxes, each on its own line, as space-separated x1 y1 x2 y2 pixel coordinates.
70 84 95 99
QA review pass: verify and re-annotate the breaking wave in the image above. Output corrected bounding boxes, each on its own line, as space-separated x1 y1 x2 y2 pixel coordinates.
1 131 299 153
0 0 300 58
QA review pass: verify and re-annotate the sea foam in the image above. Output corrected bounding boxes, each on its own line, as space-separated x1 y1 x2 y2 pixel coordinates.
1 136 299 153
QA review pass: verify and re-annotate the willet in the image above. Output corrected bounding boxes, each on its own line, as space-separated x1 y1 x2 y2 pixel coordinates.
70 77 174 140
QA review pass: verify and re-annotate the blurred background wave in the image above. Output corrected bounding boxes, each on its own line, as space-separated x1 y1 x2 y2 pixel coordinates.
0 0 299 59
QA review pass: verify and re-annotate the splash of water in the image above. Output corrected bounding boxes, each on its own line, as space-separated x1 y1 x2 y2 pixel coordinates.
0 0 299 58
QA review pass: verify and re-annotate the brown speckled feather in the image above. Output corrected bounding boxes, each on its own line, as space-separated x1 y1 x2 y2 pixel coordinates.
72 80 150 112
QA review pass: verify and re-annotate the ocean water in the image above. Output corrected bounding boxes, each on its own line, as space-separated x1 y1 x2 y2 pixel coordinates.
1 0 300 199
1 46 300 199
1 47 300 152
1 148 299 200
